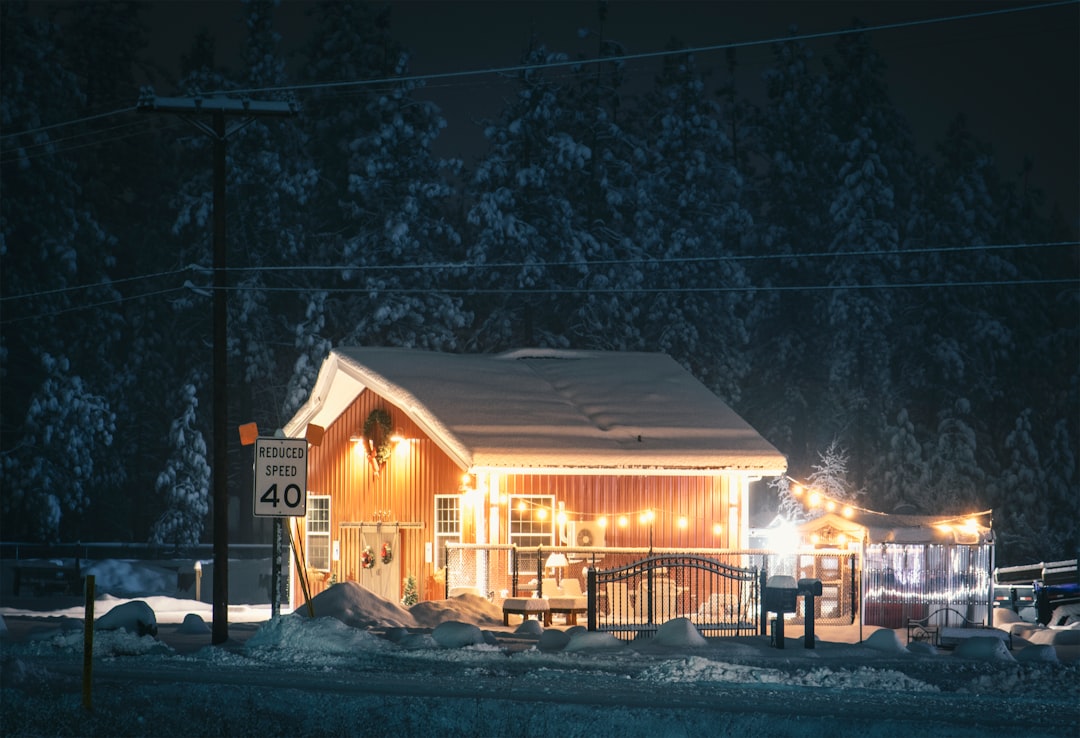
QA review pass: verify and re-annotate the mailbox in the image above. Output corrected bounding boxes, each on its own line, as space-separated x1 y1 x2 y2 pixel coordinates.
764 575 798 613
798 578 823 597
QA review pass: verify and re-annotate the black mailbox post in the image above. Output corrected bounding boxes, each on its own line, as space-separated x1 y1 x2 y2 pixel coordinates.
798 578 823 649
764 576 798 649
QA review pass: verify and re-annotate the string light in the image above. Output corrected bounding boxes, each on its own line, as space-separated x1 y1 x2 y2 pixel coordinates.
782 476 993 543
463 492 730 539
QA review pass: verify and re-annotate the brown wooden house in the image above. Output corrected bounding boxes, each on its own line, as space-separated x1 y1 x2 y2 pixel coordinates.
281 347 786 609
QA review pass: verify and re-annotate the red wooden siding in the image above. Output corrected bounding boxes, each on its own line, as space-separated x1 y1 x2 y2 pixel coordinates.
499 474 738 549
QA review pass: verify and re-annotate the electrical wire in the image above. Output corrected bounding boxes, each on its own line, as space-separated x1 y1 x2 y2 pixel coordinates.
209 1 1076 99
4 241 1073 305
4 1 1070 142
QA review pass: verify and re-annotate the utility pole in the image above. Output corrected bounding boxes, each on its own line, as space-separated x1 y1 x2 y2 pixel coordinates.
138 94 297 644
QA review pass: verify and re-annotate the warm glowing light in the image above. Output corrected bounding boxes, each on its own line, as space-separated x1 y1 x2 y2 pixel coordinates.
461 473 472 486
536 507 548 521
517 501 527 512
597 516 608 528
808 491 822 507
935 523 953 533
810 533 820 544
961 518 979 534
791 484 803 497
842 506 854 518
836 533 847 546
498 494 507 505
639 509 655 526
390 433 405 444
617 515 629 528
677 516 688 529
825 499 837 512
712 523 723 536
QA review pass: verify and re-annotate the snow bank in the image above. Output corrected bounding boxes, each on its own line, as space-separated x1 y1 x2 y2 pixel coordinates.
952 636 1015 662
96 600 157 636
247 614 391 657
300 581 417 628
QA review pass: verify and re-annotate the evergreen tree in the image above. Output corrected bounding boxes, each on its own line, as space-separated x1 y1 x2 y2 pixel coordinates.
283 1 469 418
150 378 211 548
625 44 755 401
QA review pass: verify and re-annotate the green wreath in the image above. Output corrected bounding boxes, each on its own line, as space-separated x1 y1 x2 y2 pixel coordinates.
363 408 393 471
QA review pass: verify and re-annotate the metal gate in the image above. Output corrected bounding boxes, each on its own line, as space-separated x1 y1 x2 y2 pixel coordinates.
587 553 761 639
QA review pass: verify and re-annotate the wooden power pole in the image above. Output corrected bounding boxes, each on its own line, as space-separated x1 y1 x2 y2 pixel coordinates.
138 94 297 644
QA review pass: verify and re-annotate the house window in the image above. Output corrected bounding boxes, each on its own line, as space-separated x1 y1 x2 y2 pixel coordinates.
306 495 331 572
434 494 461 570
508 494 555 549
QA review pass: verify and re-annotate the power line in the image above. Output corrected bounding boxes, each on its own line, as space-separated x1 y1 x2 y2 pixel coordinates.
211 1 1075 99
0 266 196 303
5 1 1069 142
3 275 1073 326
0 285 191 324
3 241 1074 305
220 241 1079 275
0 105 139 142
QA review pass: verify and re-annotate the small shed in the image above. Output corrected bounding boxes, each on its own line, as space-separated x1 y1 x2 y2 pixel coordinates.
794 508 995 628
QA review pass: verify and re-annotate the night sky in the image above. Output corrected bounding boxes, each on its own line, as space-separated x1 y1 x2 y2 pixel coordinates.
135 0 1079 229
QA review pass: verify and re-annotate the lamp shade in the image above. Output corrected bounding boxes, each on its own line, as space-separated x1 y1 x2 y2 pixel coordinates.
545 553 569 569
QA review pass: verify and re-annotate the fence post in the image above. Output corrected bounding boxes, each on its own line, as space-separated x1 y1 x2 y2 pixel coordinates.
759 567 768 635
587 567 597 631
849 553 857 624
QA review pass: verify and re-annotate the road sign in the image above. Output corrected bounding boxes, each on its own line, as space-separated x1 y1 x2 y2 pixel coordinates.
253 437 307 517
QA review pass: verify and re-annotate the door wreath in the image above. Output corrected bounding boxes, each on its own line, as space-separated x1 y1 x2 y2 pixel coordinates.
381 542 393 564
363 409 393 475
360 545 375 569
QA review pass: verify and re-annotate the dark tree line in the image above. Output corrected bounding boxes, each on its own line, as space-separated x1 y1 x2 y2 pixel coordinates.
1 1 1076 565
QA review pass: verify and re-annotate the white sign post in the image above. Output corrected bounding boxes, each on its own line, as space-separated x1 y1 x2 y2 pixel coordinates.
253 437 308 517
253 436 307 619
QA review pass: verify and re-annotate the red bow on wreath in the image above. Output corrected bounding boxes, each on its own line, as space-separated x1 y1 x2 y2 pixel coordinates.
381 542 393 564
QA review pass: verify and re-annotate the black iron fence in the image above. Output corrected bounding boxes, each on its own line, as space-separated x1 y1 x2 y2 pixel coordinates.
588 552 761 639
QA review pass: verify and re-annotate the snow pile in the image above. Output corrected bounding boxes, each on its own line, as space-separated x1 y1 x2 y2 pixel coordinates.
431 621 488 648
247 614 392 658
82 559 176 597
953 636 1015 662
95 600 157 636
299 580 417 628
409 592 503 627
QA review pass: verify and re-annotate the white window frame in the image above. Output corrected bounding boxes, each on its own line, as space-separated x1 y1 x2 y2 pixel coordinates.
434 494 462 570
306 495 331 572
508 493 556 549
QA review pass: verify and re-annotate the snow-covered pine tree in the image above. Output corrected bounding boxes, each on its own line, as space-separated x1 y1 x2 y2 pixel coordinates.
150 380 211 548
283 1 468 415
624 43 755 402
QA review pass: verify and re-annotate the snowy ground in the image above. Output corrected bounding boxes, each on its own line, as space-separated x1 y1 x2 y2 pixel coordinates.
1 560 1078 737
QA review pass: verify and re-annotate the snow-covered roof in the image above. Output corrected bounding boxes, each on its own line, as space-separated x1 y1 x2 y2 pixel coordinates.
797 509 993 545
284 347 786 476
